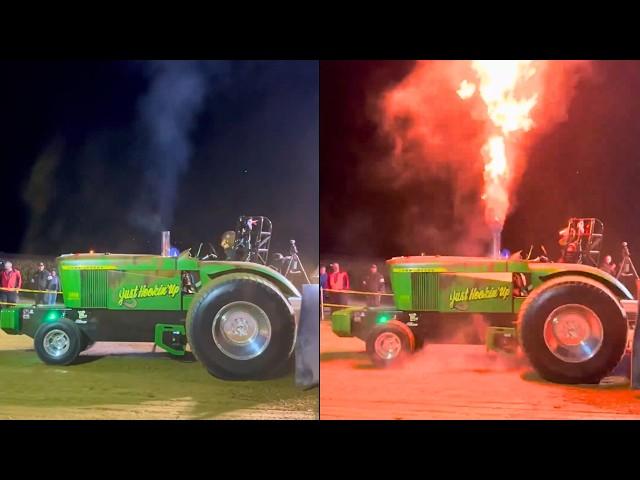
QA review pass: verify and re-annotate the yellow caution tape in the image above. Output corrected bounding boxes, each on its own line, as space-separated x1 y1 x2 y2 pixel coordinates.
61 265 116 270
322 288 393 296
0 287 61 294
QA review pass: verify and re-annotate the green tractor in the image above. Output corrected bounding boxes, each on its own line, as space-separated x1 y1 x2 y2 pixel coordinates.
0 216 303 381
331 218 638 384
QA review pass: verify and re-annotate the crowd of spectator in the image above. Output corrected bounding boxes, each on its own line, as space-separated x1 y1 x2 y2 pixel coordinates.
319 261 387 312
0 257 60 307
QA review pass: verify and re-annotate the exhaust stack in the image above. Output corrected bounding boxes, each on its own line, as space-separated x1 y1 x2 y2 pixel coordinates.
491 227 501 259
162 231 171 257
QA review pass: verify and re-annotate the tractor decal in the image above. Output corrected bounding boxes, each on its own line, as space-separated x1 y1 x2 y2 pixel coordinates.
117 282 181 308
448 285 511 310
439 272 513 313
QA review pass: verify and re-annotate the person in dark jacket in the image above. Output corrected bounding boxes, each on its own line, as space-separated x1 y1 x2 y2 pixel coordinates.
46 270 60 305
319 265 328 288
319 265 328 304
362 264 385 307
31 262 50 305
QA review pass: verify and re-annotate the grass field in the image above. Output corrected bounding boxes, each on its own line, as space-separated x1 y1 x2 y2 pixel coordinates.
0 331 318 420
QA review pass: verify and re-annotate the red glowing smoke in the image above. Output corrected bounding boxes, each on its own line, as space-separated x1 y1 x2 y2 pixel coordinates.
379 60 591 254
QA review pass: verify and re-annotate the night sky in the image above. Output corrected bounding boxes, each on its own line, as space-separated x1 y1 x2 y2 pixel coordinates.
320 60 640 264
0 60 318 265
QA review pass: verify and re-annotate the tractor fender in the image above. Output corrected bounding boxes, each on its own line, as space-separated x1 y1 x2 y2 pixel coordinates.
532 274 628 320
541 270 633 302
205 266 301 299
196 271 295 316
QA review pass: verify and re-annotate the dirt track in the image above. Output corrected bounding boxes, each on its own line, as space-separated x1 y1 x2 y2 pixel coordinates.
320 321 640 420
0 331 318 420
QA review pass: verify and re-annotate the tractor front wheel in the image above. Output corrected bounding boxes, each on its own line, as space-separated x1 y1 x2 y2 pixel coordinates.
366 320 416 368
34 319 83 366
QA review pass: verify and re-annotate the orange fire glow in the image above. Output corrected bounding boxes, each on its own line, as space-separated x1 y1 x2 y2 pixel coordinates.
458 60 540 229
380 60 590 255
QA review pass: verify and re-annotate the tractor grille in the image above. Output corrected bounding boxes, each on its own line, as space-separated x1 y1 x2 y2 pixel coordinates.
80 270 108 308
411 272 439 310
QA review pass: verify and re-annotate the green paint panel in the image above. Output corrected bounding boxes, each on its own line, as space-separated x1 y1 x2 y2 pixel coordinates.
0 309 20 333
332 307 362 337
513 296 526 313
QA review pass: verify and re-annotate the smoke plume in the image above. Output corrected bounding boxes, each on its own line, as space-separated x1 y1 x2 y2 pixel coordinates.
130 61 230 232
377 60 591 255
21 139 63 252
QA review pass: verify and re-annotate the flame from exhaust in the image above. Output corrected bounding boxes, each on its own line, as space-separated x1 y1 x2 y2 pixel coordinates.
379 60 590 256
458 60 541 228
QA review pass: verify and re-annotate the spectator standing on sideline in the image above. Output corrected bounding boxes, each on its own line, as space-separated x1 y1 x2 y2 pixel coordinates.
31 261 50 305
0 261 22 307
327 262 350 308
319 265 329 310
46 270 60 305
362 264 385 307
319 265 328 289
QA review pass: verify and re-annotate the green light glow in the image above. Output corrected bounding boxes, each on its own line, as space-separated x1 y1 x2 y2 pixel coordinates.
45 311 61 322
377 315 390 324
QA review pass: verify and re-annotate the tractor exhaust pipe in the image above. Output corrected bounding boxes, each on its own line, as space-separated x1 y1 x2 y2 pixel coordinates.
491 228 501 259
162 231 171 257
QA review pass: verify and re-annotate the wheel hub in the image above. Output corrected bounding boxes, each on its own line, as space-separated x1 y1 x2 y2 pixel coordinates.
543 304 604 363
43 329 70 358
374 332 402 360
212 301 272 360
222 316 258 344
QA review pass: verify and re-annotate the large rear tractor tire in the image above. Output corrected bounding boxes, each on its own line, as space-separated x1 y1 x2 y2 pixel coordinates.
518 276 628 384
186 273 296 380
34 318 83 366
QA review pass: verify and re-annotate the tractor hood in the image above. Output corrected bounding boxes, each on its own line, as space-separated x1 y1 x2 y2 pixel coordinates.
57 253 301 299
58 253 174 269
387 255 634 301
